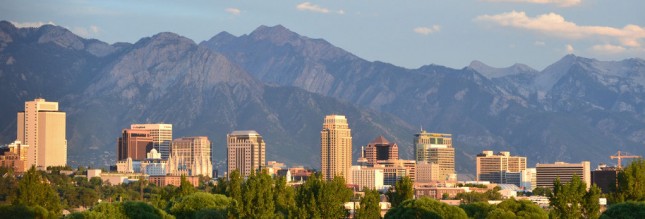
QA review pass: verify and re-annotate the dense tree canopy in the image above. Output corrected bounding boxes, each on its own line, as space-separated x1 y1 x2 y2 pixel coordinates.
168 192 230 219
615 159 645 202
356 188 382 219
385 197 467 219
600 201 645 219
386 176 414 207
549 176 600 219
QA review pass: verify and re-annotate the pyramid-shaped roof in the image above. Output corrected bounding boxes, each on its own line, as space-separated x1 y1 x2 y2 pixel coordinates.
370 135 390 145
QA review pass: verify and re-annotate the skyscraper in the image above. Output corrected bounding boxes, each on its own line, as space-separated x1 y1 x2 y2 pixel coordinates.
130 124 172 159
227 130 266 178
536 161 591 189
414 131 455 181
17 98 67 168
168 136 212 177
321 115 353 183
364 135 398 166
476 151 527 184
117 129 153 161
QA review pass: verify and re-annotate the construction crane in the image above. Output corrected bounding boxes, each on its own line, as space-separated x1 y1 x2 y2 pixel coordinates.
610 151 641 169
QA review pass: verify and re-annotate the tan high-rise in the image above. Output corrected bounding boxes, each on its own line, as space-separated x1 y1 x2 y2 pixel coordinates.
321 115 352 183
130 124 172 159
227 130 266 178
414 131 454 181
168 136 212 177
476 151 527 184
17 98 67 168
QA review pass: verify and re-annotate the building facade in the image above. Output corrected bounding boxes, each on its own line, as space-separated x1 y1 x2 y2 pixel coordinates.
536 161 591 189
117 129 153 161
364 136 398 166
476 151 527 185
0 140 29 173
416 161 441 183
227 130 266 178
591 164 618 194
168 136 212 177
351 165 385 190
321 115 353 183
17 98 67 168
130 124 172 159
414 131 454 181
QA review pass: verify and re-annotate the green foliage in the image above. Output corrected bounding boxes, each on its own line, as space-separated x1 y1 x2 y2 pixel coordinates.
15 166 62 215
532 187 552 197
68 201 173 219
615 159 645 202
356 188 381 219
454 186 502 204
0 167 18 204
176 175 196 197
273 175 296 218
239 169 275 218
168 192 230 218
600 201 645 219
460 202 495 219
386 176 414 207
0 204 55 219
460 199 547 219
294 173 353 219
549 175 600 219
384 197 468 219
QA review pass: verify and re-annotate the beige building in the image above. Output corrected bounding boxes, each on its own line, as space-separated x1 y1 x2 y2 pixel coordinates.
364 136 398 166
17 98 67 168
351 165 385 190
321 115 353 183
0 140 29 173
168 136 212 178
227 130 266 178
476 151 527 184
378 159 417 185
536 161 591 189
130 124 172 159
414 131 454 181
416 161 441 183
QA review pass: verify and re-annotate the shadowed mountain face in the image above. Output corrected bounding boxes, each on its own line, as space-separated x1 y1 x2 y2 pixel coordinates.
1 22 644 174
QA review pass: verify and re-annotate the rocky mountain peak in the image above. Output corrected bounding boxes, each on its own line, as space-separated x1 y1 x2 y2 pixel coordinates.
468 60 537 79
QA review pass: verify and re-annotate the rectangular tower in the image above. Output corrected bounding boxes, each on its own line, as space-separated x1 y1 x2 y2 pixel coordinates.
321 115 353 184
476 150 527 184
536 161 591 189
414 131 454 181
117 129 153 161
130 124 172 159
168 136 212 177
17 98 67 168
227 130 266 178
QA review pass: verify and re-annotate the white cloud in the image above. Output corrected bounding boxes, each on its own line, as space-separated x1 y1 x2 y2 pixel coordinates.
225 8 241 15
591 44 626 54
414 25 441 35
534 41 546 46
71 25 101 38
566 44 575 54
481 0 581 7
10 21 56 28
475 11 645 49
296 2 329 13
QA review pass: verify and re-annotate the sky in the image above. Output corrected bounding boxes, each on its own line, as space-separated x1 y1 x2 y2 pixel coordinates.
2 0 644 70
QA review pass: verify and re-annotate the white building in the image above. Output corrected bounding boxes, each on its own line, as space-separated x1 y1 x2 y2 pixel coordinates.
17 98 67 168
351 165 384 190
130 124 172 159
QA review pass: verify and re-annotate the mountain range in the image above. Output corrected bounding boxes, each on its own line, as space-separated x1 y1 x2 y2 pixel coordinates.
1 21 644 175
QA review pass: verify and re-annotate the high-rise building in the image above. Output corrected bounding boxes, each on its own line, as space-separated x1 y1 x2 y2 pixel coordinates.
476 151 527 185
414 131 454 181
117 129 153 161
17 98 67 168
227 130 266 178
379 159 417 186
321 115 353 183
416 161 441 183
168 136 212 177
130 124 172 159
591 164 618 194
536 161 591 189
520 168 537 190
364 136 398 166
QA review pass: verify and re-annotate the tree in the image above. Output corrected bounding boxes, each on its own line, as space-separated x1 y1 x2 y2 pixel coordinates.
600 201 645 219
356 188 381 219
294 173 352 218
176 175 196 197
496 198 548 219
15 166 61 215
239 169 275 218
386 176 414 207
460 202 495 219
0 167 18 204
273 175 296 218
549 175 599 219
168 192 231 219
532 187 552 197
615 159 645 202
385 197 467 219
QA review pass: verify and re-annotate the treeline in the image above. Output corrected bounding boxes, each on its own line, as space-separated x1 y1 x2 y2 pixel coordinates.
1 160 645 218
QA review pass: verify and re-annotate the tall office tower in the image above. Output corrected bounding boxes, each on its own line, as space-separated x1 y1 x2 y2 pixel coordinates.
17 98 67 168
117 129 153 161
536 161 591 189
130 124 172 159
476 151 527 184
168 136 212 177
414 131 454 181
227 130 266 178
364 136 398 166
321 115 353 183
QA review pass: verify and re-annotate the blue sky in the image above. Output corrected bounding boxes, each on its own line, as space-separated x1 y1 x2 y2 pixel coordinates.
2 0 644 70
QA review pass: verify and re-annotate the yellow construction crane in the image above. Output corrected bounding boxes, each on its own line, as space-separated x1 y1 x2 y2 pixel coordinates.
610 151 641 169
